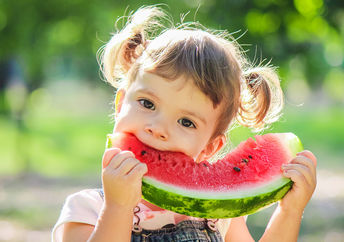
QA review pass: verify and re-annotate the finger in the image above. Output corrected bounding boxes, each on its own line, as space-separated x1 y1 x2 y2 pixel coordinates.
282 163 314 186
283 169 307 187
127 163 148 180
108 151 135 170
297 150 317 167
117 157 141 175
289 156 316 178
102 148 121 169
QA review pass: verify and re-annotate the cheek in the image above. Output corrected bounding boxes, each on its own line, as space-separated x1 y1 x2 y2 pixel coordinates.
114 104 140 131
117 101 132 116
189 130 215 160
180 135 205 159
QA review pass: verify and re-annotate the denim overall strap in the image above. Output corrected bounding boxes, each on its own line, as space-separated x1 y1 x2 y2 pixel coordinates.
131 220 223 242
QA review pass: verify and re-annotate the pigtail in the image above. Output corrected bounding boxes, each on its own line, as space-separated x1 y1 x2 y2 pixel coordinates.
237 66 284 131
98 6 165 88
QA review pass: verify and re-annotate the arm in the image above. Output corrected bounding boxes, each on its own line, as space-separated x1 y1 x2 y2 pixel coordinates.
62 205 133 242
225 217 255 242
62 223 94 242
62 148 147 242
258 205 302 242
259 150 317 242
87 204 134 242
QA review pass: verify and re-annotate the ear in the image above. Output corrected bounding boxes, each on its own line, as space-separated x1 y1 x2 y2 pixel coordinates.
195 134 226 163
114 89 126 116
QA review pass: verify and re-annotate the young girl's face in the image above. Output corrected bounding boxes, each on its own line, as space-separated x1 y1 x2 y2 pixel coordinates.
113 70 224 162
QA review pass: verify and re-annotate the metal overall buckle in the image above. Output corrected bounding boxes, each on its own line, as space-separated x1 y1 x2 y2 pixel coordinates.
132 206 142 234
205 219 218 232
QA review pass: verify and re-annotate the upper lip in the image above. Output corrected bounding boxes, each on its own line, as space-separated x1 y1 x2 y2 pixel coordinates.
139 133 185 154
125 132 189 156
131 132 168 151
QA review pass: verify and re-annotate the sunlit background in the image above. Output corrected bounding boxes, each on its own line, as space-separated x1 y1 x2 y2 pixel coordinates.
1 0 343 241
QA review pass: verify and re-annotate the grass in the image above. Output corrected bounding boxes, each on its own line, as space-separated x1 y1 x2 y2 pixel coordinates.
1 207 55 230
0 113 113 176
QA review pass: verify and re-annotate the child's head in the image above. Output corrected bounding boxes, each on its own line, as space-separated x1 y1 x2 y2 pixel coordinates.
99 6 283 160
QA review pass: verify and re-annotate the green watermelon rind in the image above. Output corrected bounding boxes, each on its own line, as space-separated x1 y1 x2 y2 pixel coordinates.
142 178 293 218
283 132 304 155
106 132 303 218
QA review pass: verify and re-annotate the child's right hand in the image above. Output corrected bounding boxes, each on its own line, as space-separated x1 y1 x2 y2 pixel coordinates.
101 148 148 209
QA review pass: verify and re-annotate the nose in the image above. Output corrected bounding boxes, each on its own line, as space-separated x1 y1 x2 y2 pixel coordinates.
144 125 168 141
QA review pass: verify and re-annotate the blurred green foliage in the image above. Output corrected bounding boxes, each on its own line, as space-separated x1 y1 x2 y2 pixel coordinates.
0 0 344 175
1 0 343 89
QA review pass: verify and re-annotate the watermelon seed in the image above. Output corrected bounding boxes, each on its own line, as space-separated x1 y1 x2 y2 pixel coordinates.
233 167 241 172
248 155 253 159
203 163 208 167
242 158 249 164
158 154 161 160
141 150 146 156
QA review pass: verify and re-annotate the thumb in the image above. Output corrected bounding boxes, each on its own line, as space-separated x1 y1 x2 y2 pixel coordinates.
102 148 121 169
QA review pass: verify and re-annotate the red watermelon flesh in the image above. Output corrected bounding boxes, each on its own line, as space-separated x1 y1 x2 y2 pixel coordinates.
106 132 302 218
108 133 296 191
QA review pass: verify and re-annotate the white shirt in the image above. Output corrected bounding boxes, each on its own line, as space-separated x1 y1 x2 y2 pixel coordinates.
52 189 232 242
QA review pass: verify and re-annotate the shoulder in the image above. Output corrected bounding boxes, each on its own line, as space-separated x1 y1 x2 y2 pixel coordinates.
61 189 104 219
52 189 104 242
59 188 104 223
66 188 104 208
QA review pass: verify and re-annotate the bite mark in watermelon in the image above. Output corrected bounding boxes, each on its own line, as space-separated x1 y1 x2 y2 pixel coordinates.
106 132 303 218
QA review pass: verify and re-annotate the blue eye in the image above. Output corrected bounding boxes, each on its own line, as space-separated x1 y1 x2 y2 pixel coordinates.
139 99 155 110
178 118 196 128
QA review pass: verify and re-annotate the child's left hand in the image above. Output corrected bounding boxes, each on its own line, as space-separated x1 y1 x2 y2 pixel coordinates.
280 150 317 214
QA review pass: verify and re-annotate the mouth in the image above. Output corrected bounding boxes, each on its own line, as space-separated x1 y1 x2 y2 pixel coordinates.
122 132 189 157
122 132 168 152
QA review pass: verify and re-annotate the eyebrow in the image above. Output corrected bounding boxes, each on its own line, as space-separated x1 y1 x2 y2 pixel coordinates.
136 88 159 100
136 88 207 126
181 109 207 125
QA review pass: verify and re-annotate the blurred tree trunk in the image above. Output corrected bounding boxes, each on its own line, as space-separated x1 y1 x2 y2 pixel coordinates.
4 60 43 173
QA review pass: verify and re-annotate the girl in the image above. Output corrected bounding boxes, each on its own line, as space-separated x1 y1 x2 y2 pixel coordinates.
52 6 317 242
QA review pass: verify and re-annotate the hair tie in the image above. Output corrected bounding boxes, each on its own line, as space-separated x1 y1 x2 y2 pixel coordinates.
246 72 260 89
128 33 143 49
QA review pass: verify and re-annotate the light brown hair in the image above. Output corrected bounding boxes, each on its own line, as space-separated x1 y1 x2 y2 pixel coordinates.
98 6 284 139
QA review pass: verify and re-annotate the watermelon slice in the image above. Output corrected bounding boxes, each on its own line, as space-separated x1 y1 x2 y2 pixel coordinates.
106 132 303 218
